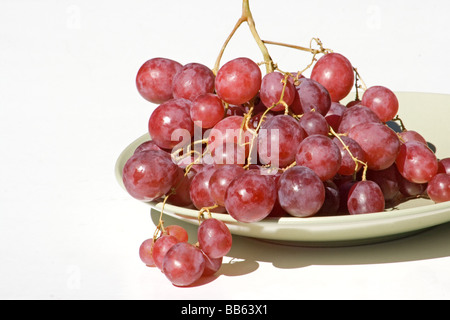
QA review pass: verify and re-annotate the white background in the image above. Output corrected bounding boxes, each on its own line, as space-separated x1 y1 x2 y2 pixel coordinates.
1 0 450 300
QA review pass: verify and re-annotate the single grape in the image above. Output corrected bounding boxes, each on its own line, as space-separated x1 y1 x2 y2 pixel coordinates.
427 173 450 203
122 150 178 201
361 86 399 123
299 111 329 136
295 135 342 181
310 53 354 102
162 242 205 287
332 136 366 176
152 235 179 270
224 171 277 222
347 180 385 215
290 78 331 116
396 169 427 197
277 166 325 217
260 71 295 111
136 57 182 104
395 141 438 184
325 102 346 132
202 254 223 276
134 140 164 154
198 218 232 259
167 167 194 207
438 158 450 174
348 122 400 171
316 180 340 216
148 98 194 150
189 165 224 211
257 114 305 168
172 63 215 101
366 165 400 203
165 225 189 242
190 93 224 129
215 57 262 105
139 238 156 267
209 164 245 206
338 104 381 134
398 130 427 145
207 115 251 156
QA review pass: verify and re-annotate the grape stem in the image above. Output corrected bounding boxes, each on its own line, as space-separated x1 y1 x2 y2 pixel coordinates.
212 0 274 75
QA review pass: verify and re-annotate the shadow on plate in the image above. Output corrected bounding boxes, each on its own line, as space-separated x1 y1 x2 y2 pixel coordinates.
151 209 450 275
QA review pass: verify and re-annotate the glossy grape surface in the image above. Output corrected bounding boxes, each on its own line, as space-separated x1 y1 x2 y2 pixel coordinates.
198 218 232 259
347 180 385 215
172 63 215 101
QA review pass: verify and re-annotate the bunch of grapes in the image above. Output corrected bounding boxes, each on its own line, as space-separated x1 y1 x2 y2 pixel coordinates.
122 0 450 287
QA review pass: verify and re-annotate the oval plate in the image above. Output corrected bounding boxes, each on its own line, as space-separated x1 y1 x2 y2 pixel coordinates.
115 92 450 246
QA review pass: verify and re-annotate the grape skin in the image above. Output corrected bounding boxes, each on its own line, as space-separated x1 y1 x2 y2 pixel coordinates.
291 78 331 116
347 180 385 215
332 136 366 176
139 238 156 267
224 171 277 223
209 164 245 206
295 135 342 181
299 111 329 137
277 166 325 217
148 98 194 150
348 122 400 171
338 105 381 134
427 173 450 203
172 63 215 101
257 114 305 168
152 235 179 270
259 71 295 111
197 218 232 259
215 57 262 105
190 93 225 129
310 53 354 102
162 242 205 287
136 57 182 104
122 150 178 201
189 165 225 211
395 141 438 184
361 86 399 123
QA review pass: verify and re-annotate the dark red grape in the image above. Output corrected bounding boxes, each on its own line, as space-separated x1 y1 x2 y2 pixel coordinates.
291 78 331 115
260 71 295 111
361 86 399 123
395 141 438 184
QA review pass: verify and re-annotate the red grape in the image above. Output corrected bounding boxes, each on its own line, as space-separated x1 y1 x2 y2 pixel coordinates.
207 115 251 157
338 104 381 134
122 150 178 201
347 180 385 215
224 171 277 222
134 140 164 154
172 63 215 101
291 78 331 116
310 53 354 102
152 235 179 270
210 141 247 166
427 173 450 203
197 218 232 259
348 122 400 171
148 98 194 150
260 71 295 111
361 86 399 123
277 166 325 217
167 167 194 207
257 114 305 168
215 57 262 105
165 225 189 242
295 135 342 181
299 111 329 136
366 165 400 203
395 141 438 184
209 164 245 206
332 136 366 176
325 102 346 132
136 57 182 104
398 130 427 145
202 254 223 276
139 238 156 267
438 158 450 174
162 242 205 287
316 180 340 216
189 165 224 211
190 93 224 129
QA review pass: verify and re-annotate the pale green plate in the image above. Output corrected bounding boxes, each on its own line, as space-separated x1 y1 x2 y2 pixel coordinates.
115 92 450 246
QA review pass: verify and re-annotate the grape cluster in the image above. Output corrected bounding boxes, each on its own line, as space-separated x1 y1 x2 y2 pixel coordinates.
123 2 450 287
